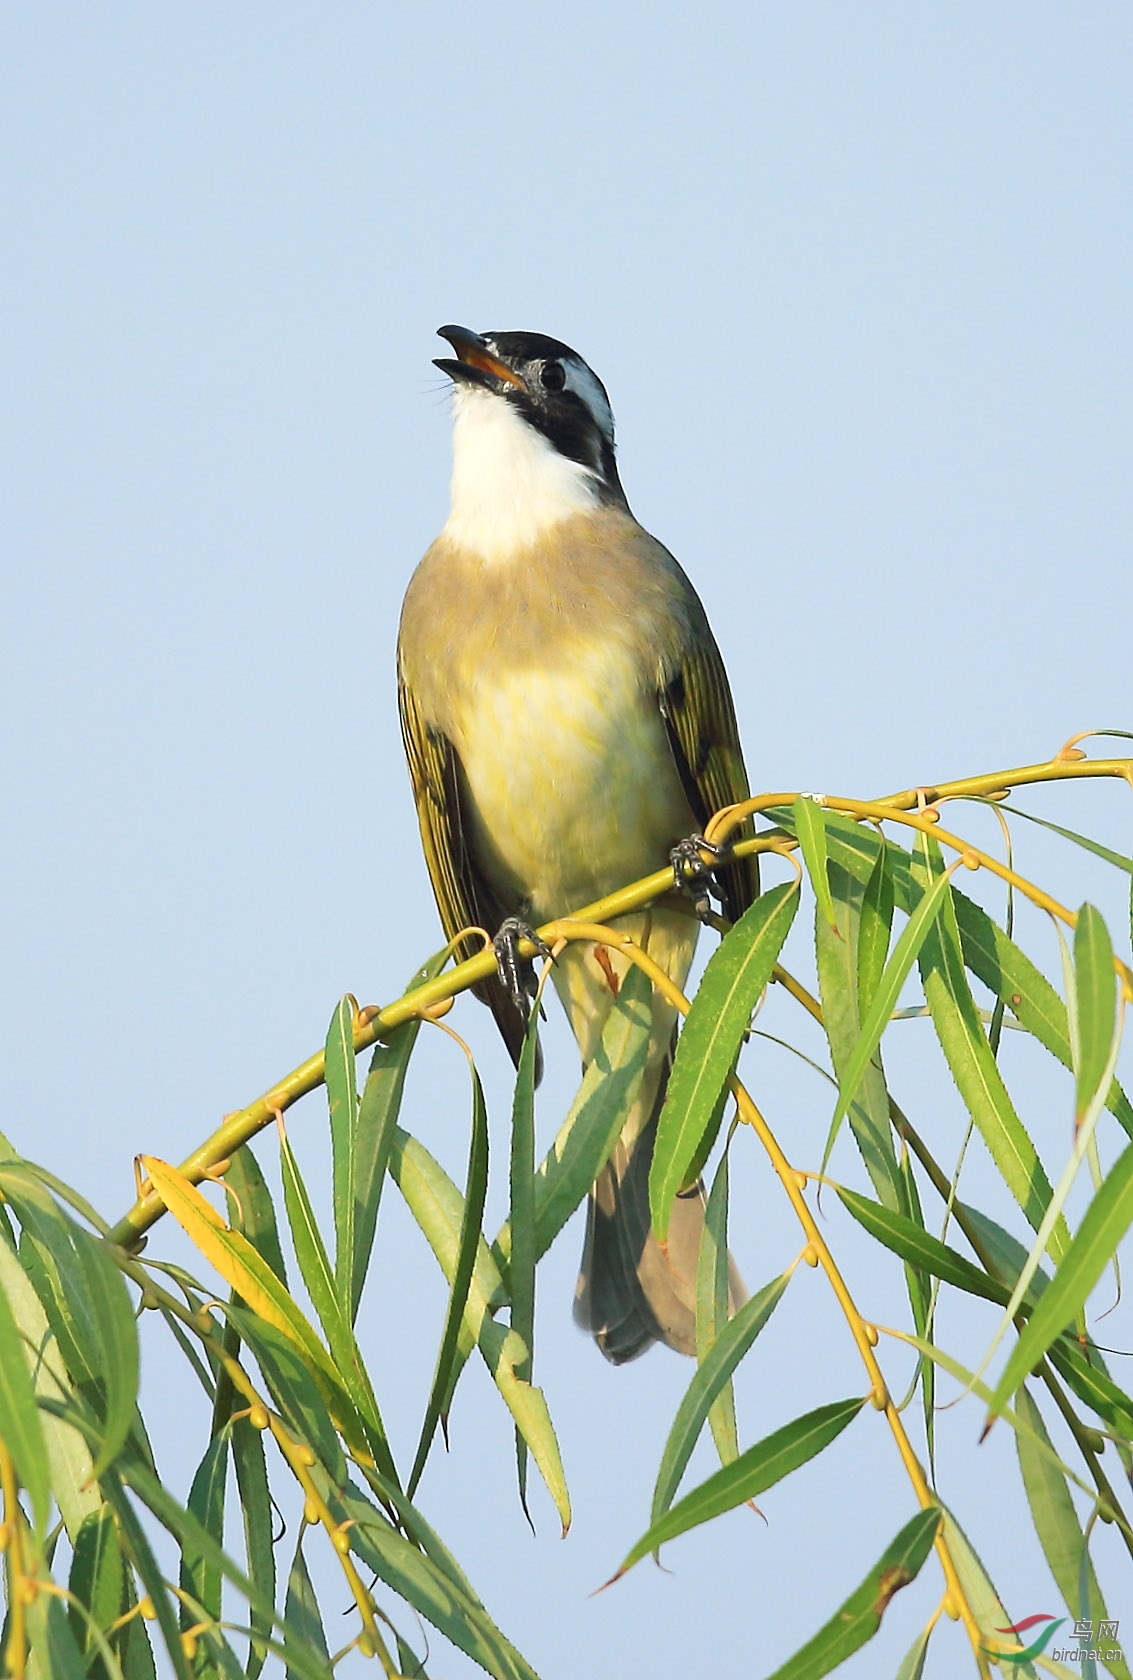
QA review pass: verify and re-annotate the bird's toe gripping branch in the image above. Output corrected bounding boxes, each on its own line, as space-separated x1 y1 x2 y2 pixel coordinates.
493 915 555 1015
669 833 729 924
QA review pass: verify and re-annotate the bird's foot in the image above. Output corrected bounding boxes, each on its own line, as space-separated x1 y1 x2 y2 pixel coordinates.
670 834 728 924
493 917 554 1015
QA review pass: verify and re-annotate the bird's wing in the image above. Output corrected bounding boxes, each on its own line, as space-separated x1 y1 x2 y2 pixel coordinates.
398 674 529 1066
658 637 759 923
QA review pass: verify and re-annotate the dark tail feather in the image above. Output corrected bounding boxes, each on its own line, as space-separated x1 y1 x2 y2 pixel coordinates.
573 1097 746 1365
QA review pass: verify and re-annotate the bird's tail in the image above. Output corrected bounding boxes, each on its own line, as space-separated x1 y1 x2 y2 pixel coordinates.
553 912 745 1363
572 1054 746 1362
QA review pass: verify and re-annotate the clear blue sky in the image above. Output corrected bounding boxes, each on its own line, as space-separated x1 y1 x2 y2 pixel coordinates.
2 6 1131 1676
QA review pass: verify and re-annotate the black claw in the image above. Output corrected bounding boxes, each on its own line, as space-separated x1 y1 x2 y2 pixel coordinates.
670 834 728 925
493 916 554 1015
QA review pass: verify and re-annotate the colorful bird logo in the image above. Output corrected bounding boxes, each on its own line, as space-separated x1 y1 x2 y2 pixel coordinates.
981 1614 1066 1663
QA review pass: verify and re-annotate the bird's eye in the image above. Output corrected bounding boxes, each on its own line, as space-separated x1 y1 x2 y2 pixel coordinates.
540 360 566 392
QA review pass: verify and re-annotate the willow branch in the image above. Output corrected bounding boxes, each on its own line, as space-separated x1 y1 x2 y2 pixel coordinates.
106 748 1133 1249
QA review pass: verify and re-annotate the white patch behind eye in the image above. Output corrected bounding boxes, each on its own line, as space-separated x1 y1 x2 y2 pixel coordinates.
561 357 615 442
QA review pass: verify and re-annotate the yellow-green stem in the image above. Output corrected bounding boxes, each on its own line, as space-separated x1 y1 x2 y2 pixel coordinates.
0 1439 28 1680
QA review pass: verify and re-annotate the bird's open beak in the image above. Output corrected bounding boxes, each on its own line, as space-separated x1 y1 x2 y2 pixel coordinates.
434 325 527 390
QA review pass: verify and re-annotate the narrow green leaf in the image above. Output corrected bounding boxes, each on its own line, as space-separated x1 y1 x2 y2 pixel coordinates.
1046 1338 1133 1442
897 1151 934 1473
119 1451 319 1673
1016 1388 1129 1680
774 807 1133 1141
1 1159 111 1237
761 1506 942 1680
0 1236 98 1541
353 1048 415 1323
168 1307 221 1407
1073 905 1118 1128
211 1144 282 1489
283 1538 331 1680
117 1451 331 1680
68 1507 128 1675
227 1307 346 1485
912 844 1068 1260
409 1059 490 1496
952 889 1133 1141
231 1415 274 1680
394 1631 431 1679
999 803 1133 875
0 1246 51 1533
179 1434 228 1629
0 1166 139 1480
954 1203 1051 1306
960 1160 1131 1445
383 961 635 1500
816 862 902 1209
508 1010 540 1515
795 796 837 931
530 961 651 1256
331 1478 540 1680
654 1269 791 1526
977 987 1123 1385
101 1471 193 1680
895 1626 931 1680
881 1329 1099 1498
350 950 447 1325
276 1131 397 1484
26 1591 92 1680
989 1140 1133 1421
226 1145 287 1285
142 1155 382 1475
428 961 650 1443
619 1396 864 1575
857 841 894 1019
391 1129 509 1331
351 1028 419 1322
826 864 954 1158
346 1462 491 1606
325 996 360 1321
278 1130 347 1355
837 1188 1010 1305
497 961 653 1274
651 883 799 1238
695 1154 738 1469
120 1593 158 1680
937 1507 1026 1671
388 1129 571 1532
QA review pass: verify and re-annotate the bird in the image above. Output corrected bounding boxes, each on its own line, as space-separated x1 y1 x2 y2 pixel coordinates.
397 325 756 1363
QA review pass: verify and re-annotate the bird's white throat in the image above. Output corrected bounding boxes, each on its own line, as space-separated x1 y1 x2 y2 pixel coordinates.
442 385 601 561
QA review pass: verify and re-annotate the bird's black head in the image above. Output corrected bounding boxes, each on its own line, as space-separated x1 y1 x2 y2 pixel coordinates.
434 325 623 496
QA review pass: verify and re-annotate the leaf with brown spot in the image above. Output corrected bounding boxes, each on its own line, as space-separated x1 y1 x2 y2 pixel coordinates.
761 1507 941 1680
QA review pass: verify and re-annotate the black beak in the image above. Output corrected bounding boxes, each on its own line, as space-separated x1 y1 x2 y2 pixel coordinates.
434 324 526 390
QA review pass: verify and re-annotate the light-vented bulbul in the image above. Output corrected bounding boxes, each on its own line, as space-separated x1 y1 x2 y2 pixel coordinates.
398 326 754 1362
